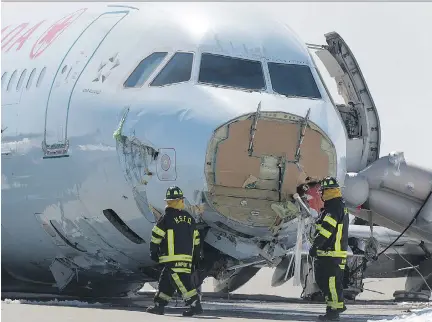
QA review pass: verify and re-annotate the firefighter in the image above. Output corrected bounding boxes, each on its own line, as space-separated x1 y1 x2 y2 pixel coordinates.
308 177 349 321
146 186 203 317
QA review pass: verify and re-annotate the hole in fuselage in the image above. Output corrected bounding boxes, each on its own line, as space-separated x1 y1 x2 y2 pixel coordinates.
102 209 145 244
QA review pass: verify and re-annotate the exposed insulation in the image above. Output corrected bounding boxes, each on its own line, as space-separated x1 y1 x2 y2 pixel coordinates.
205 114 336 227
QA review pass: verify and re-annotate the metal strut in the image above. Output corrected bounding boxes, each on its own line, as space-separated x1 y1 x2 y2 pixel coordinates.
419 241 431 259
294 108 311 163
277 161 283 202
248 101 261 156
291 192 314 286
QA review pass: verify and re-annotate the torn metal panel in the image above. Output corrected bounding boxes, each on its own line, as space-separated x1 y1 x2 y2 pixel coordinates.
78 217 141 267
113 107 165 223
49 220 87 253
294 108 311 163
113 108 178 185
204 229 261 260
113 106 158 189
49 258 77 291
133 187 159 223
34 213 67 248
247 101 261 156
116 134 158 187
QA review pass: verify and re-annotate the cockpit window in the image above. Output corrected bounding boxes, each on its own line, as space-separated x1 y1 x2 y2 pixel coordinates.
267 63 322 99
124 52 168 88
150 52 194 87
198 53 265 92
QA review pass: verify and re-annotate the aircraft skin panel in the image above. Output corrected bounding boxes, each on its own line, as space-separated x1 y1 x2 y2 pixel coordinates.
1 2 350 296
43 10 129 157
1 4 151 293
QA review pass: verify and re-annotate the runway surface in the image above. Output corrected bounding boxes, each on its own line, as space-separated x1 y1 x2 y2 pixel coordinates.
2 298 421 322
2 269 430 322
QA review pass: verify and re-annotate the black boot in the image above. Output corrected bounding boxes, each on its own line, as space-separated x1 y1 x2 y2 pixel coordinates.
146 303 165 315
338 305 347 314
318 309 340 321
182 299 203 317
326 305 346 314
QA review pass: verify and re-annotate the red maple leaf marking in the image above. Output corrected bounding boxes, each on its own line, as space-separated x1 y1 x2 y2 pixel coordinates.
30 8 87 59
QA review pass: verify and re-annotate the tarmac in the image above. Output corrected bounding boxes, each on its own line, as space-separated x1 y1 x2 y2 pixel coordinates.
1 299 419 322
2 268 431 322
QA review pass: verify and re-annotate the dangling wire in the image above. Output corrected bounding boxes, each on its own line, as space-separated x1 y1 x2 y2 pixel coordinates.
349 189 432 278
392 247 432 292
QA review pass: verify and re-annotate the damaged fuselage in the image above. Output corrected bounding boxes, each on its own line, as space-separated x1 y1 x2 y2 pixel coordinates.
3 2 430 300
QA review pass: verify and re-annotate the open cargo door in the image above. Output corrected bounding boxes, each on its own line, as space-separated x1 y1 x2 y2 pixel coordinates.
307 32 381 173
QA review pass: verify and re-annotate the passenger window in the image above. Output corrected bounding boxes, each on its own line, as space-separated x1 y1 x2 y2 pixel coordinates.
7 70 18 91
124 52 168 88
1 72 8 89
150 52 194 87
16 69 27 91
26 68 36 90
36 67 46 88
267 62 322 99
198 53 265 91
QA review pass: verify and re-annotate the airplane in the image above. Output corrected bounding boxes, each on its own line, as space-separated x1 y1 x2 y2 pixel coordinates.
2 2 431 302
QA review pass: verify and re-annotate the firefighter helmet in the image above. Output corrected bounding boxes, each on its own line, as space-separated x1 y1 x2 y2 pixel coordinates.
320 177 340 189
164 186 184 200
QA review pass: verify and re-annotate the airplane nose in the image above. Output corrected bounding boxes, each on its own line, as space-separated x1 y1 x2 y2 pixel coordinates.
204 109 336 228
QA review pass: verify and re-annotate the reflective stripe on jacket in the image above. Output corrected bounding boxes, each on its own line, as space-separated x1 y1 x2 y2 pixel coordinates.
150 207 200 266
313 197 349 258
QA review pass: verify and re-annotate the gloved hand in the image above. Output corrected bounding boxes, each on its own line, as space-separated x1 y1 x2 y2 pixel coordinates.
309 246 317 258
150 252 159 262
